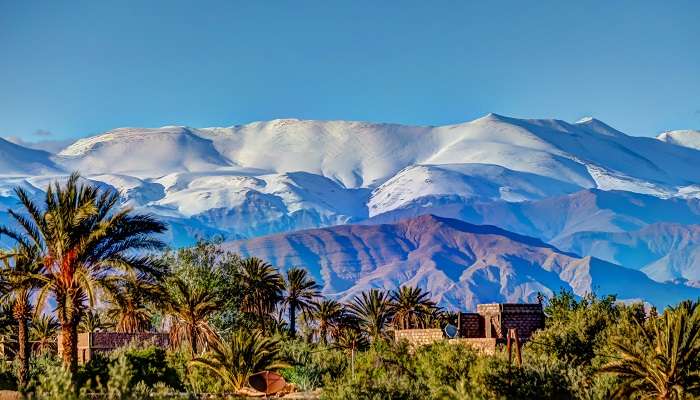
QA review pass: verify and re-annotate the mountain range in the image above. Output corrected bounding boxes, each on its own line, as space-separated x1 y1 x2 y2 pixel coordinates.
223 214 700 309
3 114 700 308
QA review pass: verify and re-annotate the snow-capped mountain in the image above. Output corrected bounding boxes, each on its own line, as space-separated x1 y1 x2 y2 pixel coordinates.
2 113 700 306
0 137 62 176
35 113 700 240
657 129 700 150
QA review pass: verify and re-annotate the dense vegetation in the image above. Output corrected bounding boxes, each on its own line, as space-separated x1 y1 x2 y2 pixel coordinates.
0 175 698 399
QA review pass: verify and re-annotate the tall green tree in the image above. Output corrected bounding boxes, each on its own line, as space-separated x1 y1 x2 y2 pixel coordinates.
102 272 165 333
601 300 700 399
347 289 394 342
0 242 43 388
0 173 167 374
30 313 59 354
312 298 344 345
390 286 436 330
238 258 284 333
283 267 319 337
165 275 222 357
162 239 246 333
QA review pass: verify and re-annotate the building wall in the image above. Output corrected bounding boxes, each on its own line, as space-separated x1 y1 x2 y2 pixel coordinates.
476 303 544 339
458 313 483 338
394 329 444 347
58 332 170 364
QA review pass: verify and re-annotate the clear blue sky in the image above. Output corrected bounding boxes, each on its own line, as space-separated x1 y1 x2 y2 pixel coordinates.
1 0 699 142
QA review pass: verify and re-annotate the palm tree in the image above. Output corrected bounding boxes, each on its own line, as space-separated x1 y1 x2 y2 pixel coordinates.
283 267 319 337
0 173 167 373
238 258 284 333
390 285 436 329
30 313 59 354
165 276 222 357
311 298 343 344
190 330 287 392
0 243 43 388
78 310 107 333
601 300 700 399
347 289 394 342
102 272 165 333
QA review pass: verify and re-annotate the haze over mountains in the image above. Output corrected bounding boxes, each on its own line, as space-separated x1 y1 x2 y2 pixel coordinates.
3 113 700 308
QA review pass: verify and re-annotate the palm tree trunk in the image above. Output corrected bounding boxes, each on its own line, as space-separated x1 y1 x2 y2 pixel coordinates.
320 324 327 345
189 325 198 357
16 316 29 389
258 301 266 334
289 303 296 337
60 321 79 375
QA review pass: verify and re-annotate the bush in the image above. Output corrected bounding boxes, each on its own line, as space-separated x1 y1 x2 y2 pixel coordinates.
321 341 429 400
0 359 16 391
279 339 348 391
113 344 182 390
413 340 477 393
77 344 182 393
469 354 575 400
32 364 87 400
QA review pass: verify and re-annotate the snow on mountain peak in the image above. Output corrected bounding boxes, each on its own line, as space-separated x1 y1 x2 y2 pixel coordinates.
3 113 700 247
657 130 700 150
56 126 233 178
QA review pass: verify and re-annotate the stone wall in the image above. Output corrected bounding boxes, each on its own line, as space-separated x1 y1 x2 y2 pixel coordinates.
91 332 169 350
58 332 170 364
394 329 444 347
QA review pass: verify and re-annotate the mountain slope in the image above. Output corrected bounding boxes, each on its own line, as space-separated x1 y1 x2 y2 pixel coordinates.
370 189 700 243
0 138 62 176
553 223 700 283
57 126 232 178
657 130 700 150
223 215 700 309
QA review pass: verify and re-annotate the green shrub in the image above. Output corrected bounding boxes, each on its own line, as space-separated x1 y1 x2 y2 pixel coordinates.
0 359 16 391
469 354 575 400
32 364 88 400
279 339 348 391
77 344 182 393
77 353 110 390
321 341 429 400
413 340 477 393
113 344 182 390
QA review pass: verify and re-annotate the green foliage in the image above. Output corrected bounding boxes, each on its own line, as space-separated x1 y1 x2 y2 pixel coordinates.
161 239 249 334
165 347 224 394
77 344 181 393
469 354 575 400
190 330 288 392
280 339 348 391
601 300 700 399
76 353 110 390
32 364 87 400
0 358 16 391
112 344 182 391
321 341 428 400
347 289 394 342
238 257 285 333
526 290 619 365
413 341 478 393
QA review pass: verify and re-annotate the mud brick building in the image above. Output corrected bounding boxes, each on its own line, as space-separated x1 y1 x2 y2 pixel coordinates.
396 302 545 352
57 332 170 364
475 303 544 340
